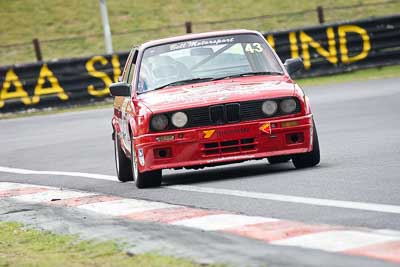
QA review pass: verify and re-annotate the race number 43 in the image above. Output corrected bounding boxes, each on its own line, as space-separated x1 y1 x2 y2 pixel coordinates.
245 43 263 53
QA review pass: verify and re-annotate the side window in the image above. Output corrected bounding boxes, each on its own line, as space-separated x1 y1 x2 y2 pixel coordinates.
121 51 133 82
126 49 138 84
127 61 135 84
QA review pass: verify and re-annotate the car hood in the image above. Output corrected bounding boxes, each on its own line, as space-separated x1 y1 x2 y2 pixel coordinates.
139 75 296 113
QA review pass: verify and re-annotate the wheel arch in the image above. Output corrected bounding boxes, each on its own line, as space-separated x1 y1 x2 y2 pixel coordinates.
111 117 121 141
128 117 138 138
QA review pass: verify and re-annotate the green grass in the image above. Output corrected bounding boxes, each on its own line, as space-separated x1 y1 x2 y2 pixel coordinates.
0 222 222 267
0 0 399 65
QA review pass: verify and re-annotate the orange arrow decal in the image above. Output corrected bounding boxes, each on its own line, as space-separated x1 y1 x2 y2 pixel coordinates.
203 129 216 139
260 123 272 134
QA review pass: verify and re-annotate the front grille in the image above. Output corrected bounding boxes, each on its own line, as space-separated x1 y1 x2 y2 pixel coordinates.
210 105 225 124
240 100 264 121
203 138 257 156
209 103 240 124
226 103 240 122
153 97 301 132
188 108 210 127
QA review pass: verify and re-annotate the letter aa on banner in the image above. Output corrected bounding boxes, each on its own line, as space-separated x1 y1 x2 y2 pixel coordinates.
0 69 32 108
31 64 69 104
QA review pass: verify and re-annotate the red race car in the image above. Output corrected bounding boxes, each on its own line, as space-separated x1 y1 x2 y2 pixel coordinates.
110 29 320 188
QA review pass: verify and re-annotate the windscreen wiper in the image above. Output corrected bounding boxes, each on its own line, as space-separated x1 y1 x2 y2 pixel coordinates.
152 77 215 91
212 71 283 81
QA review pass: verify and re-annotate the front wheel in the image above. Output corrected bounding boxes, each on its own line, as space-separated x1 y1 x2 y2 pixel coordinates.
131 139 162 188
113 132 133 182
292 121 320 169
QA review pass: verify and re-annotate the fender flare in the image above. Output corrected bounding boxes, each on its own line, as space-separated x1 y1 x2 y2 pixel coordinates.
128 117 137 139
111 117 121 139
304 96 312 114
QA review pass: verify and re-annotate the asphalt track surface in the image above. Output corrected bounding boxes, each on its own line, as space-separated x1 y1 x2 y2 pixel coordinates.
1 77 400 265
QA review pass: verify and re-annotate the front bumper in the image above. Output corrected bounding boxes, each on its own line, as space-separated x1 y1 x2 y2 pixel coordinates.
134 114 313 172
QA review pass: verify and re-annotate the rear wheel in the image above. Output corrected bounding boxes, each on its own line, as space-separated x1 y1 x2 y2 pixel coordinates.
292 121 320 169
113 132 133 182
131 138 162 188
267 155 291 164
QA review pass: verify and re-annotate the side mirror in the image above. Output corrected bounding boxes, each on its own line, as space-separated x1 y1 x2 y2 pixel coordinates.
284 58 304 75
109 82 131 97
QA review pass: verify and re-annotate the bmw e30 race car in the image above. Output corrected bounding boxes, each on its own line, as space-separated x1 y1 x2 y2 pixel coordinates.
110 29 320 188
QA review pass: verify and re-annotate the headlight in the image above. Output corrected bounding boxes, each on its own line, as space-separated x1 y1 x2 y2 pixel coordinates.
280 98 297 114
261 100 278 116
171 111 188 128
151 114 169 131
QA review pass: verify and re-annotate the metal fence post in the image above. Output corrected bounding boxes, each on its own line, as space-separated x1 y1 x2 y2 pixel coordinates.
99 0 113 54
317 6 325 24
32 38 43 61
185 21 192 33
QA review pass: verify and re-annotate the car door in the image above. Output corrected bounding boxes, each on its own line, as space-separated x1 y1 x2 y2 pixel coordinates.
120 49 138 153
114 50 134 152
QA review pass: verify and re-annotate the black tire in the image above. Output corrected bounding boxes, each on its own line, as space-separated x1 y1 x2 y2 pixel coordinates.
131 138 162 188
267 155 291 164
292 121 320 169
113 132 133 182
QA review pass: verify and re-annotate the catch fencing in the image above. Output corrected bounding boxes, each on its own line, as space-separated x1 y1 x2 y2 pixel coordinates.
0 14 399 111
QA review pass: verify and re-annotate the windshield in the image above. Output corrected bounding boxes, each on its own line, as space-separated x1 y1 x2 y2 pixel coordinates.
137 33 283 93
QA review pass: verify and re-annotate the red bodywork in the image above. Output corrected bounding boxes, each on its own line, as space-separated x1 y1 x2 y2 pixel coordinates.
112 30 314 173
